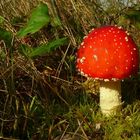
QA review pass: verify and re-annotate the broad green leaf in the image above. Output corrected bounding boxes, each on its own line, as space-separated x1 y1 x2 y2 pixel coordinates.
29 37 68 57
17 3 50 37
0 27 12 47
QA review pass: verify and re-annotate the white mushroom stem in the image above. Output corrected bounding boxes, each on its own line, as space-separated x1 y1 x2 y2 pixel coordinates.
100 80 122 116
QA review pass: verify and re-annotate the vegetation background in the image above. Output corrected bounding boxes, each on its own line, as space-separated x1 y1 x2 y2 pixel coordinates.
0 0 140 139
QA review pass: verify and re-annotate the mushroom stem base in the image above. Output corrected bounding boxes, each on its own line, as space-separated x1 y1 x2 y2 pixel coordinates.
100 81 122 116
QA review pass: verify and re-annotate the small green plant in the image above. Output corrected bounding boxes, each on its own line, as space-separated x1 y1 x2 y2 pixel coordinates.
17 2 68 58
17 3 50 37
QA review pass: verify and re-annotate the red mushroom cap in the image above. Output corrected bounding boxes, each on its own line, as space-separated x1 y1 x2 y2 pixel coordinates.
76 25 139 80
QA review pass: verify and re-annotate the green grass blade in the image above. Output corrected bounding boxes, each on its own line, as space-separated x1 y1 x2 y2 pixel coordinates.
0 27 12 47
19 44 32 57
0 16 5 24
17 3 50 37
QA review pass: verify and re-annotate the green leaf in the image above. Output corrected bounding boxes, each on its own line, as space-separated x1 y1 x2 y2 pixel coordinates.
51 16 62 27
19 44 32 57
29 37 68 57
17 3 50 37
0 27 12 47
0 16 5 24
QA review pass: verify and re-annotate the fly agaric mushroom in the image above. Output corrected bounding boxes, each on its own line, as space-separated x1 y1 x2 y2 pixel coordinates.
76 25 139 115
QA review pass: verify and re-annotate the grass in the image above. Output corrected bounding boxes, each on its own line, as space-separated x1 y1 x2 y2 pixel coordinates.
0 0 140 139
